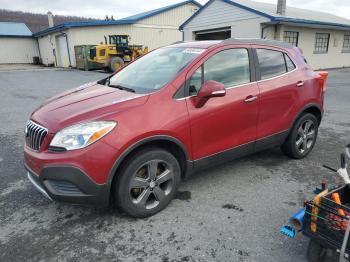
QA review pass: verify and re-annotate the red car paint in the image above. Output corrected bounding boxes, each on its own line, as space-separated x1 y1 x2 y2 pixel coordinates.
24 40 325 196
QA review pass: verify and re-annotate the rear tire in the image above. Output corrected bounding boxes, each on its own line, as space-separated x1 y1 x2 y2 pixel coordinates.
114 147 181 218
307 240 326 262
282 113 319 159
109 56 124 72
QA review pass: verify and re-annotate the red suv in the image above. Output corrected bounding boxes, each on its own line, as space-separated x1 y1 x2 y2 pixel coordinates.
24 39 327 217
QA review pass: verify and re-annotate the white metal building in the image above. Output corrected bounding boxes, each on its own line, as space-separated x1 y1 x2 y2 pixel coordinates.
0 22 40 64
34 0 201 68
180 0 350 69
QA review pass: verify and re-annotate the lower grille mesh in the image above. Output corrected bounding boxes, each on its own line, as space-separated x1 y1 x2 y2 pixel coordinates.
44 180 85 196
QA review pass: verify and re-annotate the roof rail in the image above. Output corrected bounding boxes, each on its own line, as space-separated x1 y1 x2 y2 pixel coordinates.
222 38 294 48
171 41 184 45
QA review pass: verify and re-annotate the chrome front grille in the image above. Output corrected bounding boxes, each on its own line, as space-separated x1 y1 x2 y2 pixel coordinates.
25 120 48 151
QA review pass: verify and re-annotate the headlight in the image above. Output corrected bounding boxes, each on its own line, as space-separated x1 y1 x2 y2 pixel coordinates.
50 121 117 151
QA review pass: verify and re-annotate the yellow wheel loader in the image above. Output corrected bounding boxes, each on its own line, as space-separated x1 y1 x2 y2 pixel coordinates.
89 35 148 72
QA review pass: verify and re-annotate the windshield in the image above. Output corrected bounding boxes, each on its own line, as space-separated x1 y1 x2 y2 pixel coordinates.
108 47 204 94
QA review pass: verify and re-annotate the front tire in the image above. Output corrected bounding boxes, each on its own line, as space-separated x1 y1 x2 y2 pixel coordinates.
114 147 181 218
282 113 319 159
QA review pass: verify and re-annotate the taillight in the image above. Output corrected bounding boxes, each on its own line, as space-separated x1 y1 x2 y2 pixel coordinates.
316 71 328 93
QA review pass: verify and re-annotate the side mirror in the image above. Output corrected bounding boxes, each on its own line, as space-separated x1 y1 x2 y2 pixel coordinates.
194 80 226 108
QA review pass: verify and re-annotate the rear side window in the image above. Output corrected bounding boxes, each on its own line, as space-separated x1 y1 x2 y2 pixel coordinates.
189 48 250 96
284 53 296 71
256 49 287 80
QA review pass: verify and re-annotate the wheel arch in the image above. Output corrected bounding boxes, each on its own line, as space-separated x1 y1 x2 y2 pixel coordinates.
107 135 190 192
291 103 323 129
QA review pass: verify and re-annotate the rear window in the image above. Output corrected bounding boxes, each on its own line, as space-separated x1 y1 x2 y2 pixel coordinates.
256 49 287 80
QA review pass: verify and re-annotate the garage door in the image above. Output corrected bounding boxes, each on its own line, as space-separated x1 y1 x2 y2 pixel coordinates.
195 27 231 41
0 37 39 64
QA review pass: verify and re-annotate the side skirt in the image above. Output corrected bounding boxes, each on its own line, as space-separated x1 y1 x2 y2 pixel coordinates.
255 130 289 152
184 130 289 178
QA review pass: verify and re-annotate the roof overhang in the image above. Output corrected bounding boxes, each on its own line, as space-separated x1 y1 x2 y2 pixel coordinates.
0 35 34 38
33 20 135 37
266 17 350 31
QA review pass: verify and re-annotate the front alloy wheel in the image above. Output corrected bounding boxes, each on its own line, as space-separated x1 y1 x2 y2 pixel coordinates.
115 147 181 218
130 160 174 210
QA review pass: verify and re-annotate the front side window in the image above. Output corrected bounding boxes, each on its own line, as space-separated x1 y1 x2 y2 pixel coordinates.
342 35 350 53
284 31 299 46
189 49 250 96
109 47 204 94
256 49 287 80
314 33 330 54
189 67 202 96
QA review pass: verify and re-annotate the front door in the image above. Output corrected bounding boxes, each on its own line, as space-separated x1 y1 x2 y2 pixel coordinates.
185 47 259 162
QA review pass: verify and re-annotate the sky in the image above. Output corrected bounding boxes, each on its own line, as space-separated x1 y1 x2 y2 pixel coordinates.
1 0 350 20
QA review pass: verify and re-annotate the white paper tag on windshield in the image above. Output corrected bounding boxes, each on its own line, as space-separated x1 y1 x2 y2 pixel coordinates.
182 48 205 54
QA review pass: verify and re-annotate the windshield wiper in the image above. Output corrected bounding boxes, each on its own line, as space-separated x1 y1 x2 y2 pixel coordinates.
108 84 136 93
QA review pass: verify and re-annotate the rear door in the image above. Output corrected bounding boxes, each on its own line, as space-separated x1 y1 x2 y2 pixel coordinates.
253 46 301 148
185 46 259 161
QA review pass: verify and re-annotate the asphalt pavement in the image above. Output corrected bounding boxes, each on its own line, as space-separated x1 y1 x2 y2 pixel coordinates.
0 68 349 262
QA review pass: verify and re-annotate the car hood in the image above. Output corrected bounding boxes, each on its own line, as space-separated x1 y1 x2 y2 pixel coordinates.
31 82 149 133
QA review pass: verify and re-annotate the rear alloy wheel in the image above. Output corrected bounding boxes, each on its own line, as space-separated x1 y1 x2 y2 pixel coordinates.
295 119 316 155
115 148 181 218
282 113 319 159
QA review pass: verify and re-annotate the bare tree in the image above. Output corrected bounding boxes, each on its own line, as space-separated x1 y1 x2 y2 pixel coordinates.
0 9 99 33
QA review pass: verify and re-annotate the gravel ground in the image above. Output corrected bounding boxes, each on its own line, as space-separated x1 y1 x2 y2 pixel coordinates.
0 68 349 262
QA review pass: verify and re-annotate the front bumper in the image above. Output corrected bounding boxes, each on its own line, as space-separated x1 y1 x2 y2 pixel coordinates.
25 164 110 205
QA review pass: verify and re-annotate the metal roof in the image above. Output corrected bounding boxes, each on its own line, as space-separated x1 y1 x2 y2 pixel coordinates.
0 22 33 37
180 0 350 30
118 0 201 22
34 0 201 37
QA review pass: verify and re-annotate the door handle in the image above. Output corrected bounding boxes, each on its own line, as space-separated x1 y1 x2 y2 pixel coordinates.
297 81 304 87
244 95 258 103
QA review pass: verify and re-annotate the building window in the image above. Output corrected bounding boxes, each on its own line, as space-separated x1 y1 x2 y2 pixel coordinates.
314 33 330 54
342 35 350 53
284 31 299 46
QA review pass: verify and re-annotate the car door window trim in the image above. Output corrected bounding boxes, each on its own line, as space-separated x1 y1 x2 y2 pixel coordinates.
175 48 298 101
183 47 253 98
